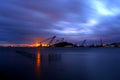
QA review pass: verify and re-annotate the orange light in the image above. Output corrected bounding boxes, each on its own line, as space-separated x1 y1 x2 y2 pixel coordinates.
36 51 41 68
36 43 40 47
36 51 41 77
42 44 48 47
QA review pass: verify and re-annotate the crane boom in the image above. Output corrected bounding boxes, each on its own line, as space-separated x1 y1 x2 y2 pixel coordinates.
60 38 64 42
79 40 86 47
38 36 56 47
100 38 103 46
47 36 56 46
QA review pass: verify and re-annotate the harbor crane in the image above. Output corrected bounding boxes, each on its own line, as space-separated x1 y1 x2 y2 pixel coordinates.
79 40 86 47
100 38 103 46
54 38 64 44
39 36 56 47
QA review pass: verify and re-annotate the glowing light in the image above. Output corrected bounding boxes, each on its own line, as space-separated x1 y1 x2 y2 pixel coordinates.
36 51 41 63
36 51 41 69
42 44 48 47
36 51 41 77
36 43 40 47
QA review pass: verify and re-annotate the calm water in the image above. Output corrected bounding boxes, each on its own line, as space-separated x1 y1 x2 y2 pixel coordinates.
0 47 120 80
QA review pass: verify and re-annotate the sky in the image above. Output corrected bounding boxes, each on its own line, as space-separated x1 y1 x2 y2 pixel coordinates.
0 0 120 44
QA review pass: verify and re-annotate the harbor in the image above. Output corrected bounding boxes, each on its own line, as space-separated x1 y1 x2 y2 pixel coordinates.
1 36 120 48
1 0 120 80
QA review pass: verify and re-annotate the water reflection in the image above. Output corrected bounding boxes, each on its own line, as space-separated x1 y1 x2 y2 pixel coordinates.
36 51 41 69
16 50 35 59
36 51 41 78
1 48 120 80
35 50 61 79
48 53 61 62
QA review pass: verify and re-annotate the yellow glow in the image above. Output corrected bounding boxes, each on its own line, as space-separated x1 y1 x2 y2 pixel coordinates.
42 44 48 47
36 43 40 47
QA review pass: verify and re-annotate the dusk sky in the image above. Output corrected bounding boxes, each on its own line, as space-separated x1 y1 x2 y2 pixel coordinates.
0 0 120 44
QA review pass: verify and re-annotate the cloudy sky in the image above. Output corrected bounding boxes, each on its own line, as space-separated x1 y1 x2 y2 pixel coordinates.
0 0 120 44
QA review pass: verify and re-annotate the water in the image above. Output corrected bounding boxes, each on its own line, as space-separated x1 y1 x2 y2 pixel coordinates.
0 47 120 80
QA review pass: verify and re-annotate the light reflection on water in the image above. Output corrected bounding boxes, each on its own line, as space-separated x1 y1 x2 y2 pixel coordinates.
36 51 41 78
36 51 41 69
35 50 62 79
0 48 120 80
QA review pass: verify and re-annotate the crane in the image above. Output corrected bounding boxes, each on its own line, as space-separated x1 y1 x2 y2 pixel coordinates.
55 40 59 44
79 40 86 47
99 38 103 47
47 36 56 46
60 38 64 42
39 36 56 47
100 38 103 46
54 38 64 44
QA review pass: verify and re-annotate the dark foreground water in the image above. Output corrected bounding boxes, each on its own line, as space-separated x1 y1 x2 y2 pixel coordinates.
0 47 120 80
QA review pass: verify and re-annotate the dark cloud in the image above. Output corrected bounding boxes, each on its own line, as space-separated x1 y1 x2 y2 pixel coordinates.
0 0 120 44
